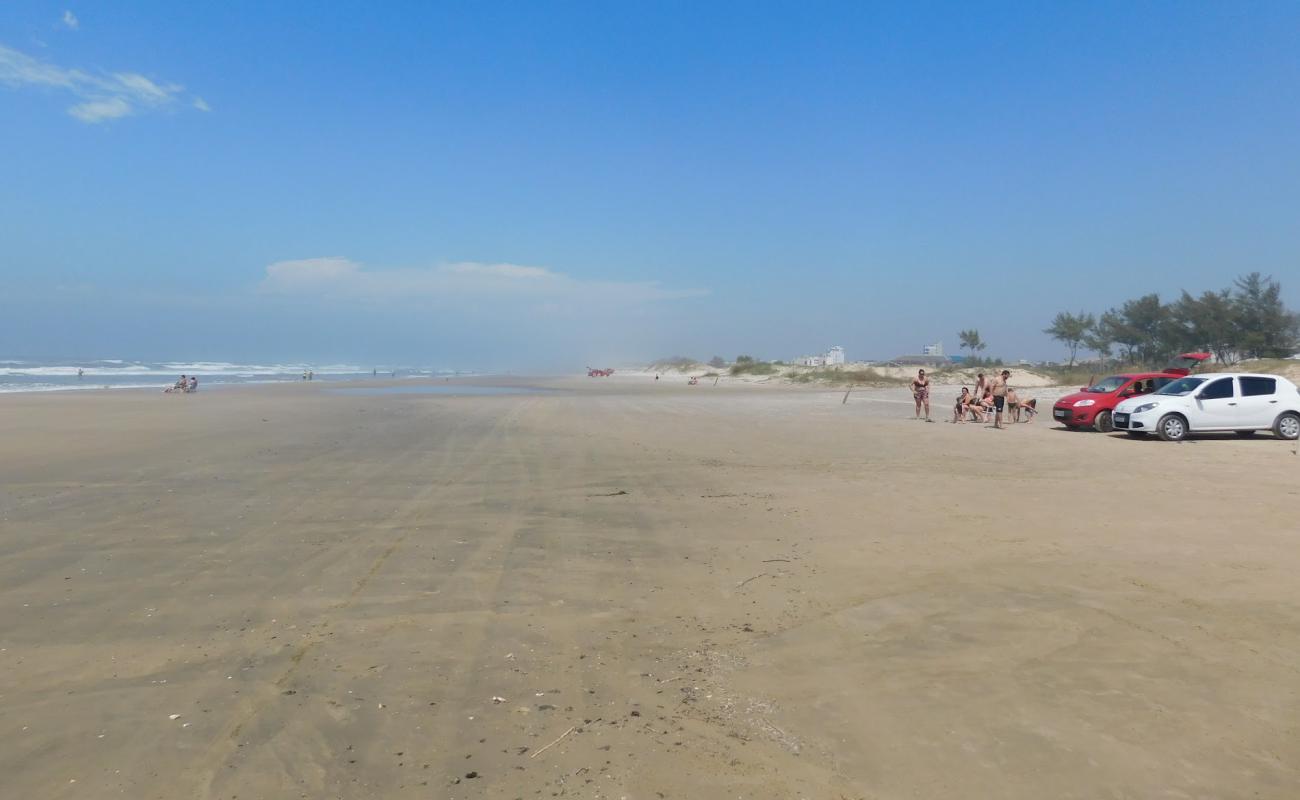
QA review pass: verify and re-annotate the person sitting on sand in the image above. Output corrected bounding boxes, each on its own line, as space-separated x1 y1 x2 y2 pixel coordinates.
166 375 188 393
911 369 932 421
188 376 198 393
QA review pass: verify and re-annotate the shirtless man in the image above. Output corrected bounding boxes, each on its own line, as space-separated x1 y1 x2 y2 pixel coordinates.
911 369 932 421
991 369 1010 429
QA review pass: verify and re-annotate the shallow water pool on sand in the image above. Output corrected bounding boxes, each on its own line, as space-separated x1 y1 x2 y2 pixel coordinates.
327 384 552 397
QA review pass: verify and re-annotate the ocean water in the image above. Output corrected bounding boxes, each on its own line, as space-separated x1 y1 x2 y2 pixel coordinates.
0 359 455 394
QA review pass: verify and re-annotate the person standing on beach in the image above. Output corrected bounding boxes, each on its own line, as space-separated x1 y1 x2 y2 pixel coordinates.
911 369 931 421
991 369 1010 429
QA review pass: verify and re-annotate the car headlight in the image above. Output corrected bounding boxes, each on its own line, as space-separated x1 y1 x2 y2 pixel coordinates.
1133 402 1158 413
1072 399 1095 407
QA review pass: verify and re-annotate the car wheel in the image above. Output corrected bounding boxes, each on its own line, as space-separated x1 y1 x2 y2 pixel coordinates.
1093 410 1113 433
1234 430 1257 438
1275 412 1300 440
1157 413 1188 442
1125 431 1147 438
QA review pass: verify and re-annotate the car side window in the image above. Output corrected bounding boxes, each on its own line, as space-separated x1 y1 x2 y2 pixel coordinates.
1152 377 1173 390
1199 378 1235 400
1239 377 1276 397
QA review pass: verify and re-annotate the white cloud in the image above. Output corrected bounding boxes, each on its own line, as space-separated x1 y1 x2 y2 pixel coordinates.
111 71 176 102
62 10 79 30
0 43 203 123
192 96 211 112
259 257 707 307
68 96 130 122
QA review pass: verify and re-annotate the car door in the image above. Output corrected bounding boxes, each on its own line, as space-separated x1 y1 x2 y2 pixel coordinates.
1236 376 1279 428
1189 377 1238 429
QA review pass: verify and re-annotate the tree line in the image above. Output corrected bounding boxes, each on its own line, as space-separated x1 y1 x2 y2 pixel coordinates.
1044 273 1299 367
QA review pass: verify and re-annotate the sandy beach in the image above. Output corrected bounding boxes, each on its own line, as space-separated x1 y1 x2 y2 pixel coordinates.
3 376 1299 799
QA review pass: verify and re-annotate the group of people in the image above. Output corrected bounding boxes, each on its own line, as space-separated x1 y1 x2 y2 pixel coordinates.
165 374 199 393
911 368 1036 429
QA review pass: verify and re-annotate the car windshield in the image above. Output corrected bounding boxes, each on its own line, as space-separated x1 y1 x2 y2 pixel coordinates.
1156 376 1206 396
1086 376 1128 393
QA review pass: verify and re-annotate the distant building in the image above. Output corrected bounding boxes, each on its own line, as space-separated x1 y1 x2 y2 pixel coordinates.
921 341 944 357
796 346 846 368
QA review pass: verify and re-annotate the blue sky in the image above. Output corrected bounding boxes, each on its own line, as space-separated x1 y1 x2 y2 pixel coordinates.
2 1 1298 369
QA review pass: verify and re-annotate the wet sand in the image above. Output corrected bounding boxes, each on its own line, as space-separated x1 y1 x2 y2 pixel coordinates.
2 377 1298 799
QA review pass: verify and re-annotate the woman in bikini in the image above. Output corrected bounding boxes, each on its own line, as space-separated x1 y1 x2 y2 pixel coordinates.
951 387 970 423
911 369 932 421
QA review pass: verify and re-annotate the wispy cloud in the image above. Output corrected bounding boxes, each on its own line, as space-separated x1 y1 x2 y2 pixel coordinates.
0 43 204 123
259 257 708 307
61 10 79 30
192 96 211 112
68 96 130 122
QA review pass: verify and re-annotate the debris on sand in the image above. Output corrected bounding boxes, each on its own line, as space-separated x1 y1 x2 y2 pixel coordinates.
529 726 576 759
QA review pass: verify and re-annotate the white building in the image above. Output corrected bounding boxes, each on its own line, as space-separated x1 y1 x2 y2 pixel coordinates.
797 346 845 367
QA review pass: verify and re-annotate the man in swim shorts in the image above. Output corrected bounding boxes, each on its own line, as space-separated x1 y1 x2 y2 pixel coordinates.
991 369 1010 429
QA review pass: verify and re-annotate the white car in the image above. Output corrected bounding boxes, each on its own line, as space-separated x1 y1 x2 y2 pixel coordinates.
1112 372 1300 441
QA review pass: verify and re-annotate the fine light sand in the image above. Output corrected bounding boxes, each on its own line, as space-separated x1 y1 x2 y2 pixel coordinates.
2 377 1298 799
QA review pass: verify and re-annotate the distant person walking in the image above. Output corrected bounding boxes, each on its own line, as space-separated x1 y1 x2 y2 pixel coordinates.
77 368 84 379
911 369 931 421
991 369 1011 429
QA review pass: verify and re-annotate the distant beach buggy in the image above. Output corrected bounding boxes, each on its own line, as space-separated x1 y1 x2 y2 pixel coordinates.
1052 352 1209 432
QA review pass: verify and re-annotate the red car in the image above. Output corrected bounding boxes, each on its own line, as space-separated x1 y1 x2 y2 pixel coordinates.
1052 353 1210 432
